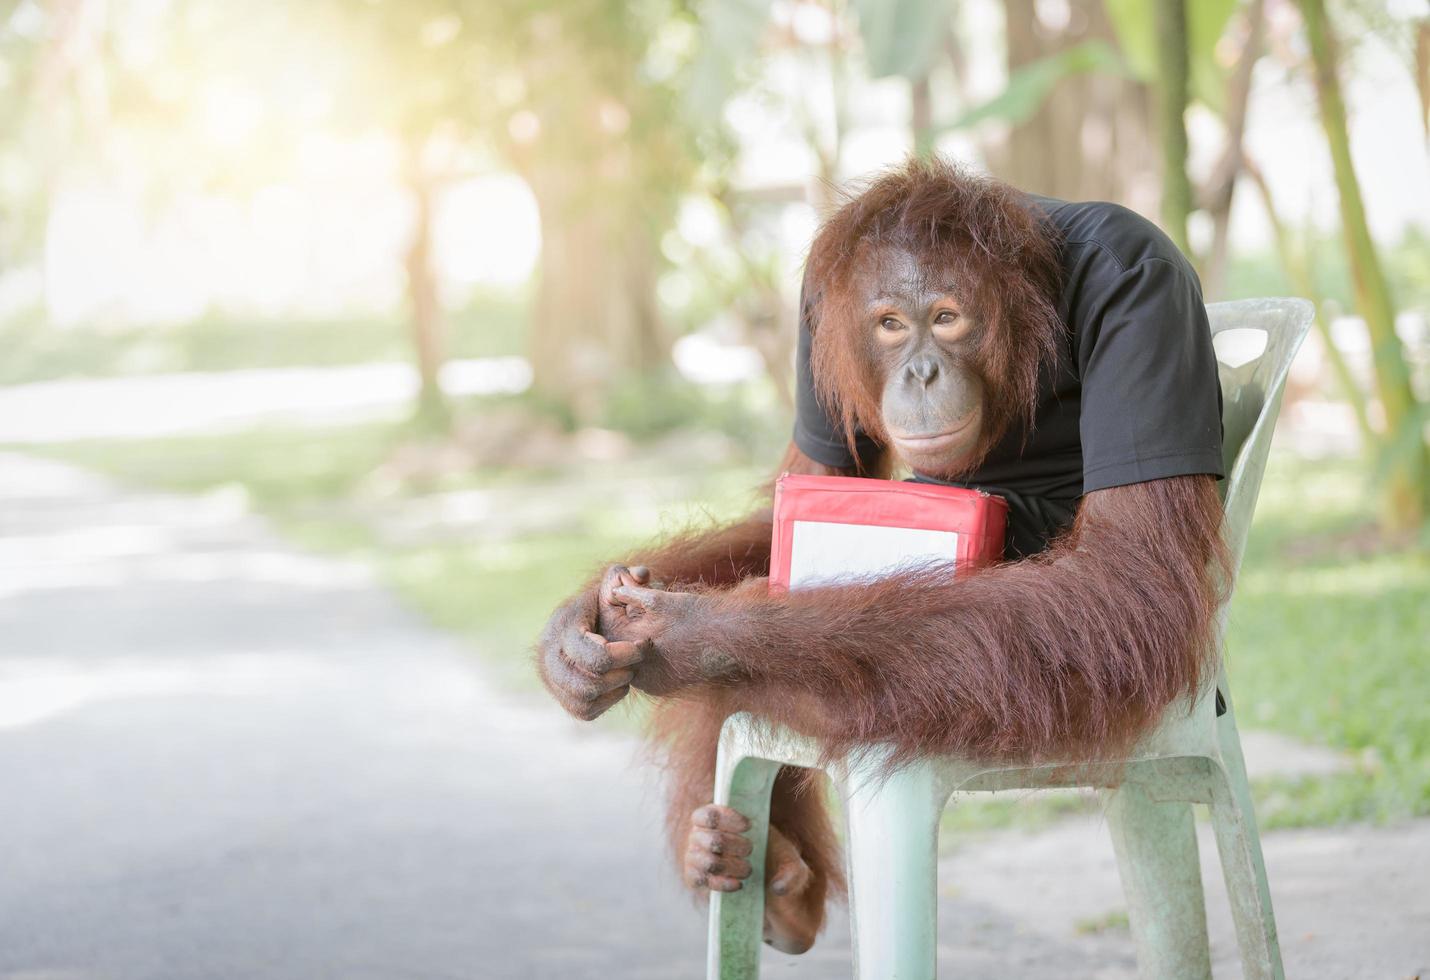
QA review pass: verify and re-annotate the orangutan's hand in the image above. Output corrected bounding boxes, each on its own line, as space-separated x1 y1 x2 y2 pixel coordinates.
597 564 652 636
605 580 699 643
605 580 725 694
535 566 647 720
683 804 820 955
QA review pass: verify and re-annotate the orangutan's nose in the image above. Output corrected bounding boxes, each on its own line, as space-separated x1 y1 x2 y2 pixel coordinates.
907 354 940 387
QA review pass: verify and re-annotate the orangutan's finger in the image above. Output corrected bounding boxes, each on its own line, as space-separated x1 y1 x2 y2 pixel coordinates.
596 638 644 671
544 644 629 719
698 853 752 879
692 804 751 834
580 684 630 720
692 827 754 858
599 565 628 605
600 564 652 606
563 627 642 677
558 626 613 674
610 584 663 615
684 866 744 892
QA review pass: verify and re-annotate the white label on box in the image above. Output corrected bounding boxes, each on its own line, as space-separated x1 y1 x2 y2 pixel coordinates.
788 520 958 589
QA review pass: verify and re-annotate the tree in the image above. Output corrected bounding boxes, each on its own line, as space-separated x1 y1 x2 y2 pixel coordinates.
991 0 1158 213
1153 0 1192 256
497 0 693 423
1298 0 1429 531
311 0 696 429
1199 0 1266 299
319 0 515 429
0 0 113 309
402 144 448 427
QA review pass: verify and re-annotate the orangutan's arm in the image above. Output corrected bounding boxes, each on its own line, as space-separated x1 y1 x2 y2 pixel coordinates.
534 442 886 719
613 474 1229 763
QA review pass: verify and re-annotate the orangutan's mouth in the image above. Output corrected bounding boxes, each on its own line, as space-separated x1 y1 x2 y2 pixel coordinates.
889 415 977 454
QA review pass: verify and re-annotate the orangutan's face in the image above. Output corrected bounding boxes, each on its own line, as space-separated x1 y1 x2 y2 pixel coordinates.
856 247 986 474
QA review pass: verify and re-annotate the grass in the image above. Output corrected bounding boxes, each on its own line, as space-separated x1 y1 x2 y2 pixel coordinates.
16 420 1430 828
37 422 402 507
939 789 1106 837
1220 455 1430 826
1074 909 1130 935
0 294 527 385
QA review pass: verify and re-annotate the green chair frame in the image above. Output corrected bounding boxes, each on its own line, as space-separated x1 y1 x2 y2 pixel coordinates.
707 298 1315 979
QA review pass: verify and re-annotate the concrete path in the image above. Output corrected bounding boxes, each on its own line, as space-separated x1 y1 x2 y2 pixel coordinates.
0 453 698 979
1 452 1425 979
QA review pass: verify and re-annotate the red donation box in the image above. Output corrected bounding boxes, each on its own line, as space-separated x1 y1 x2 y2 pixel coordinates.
770 474 1008 593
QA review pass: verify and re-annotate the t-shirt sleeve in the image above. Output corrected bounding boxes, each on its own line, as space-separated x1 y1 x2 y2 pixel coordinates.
1077 256 1225 493
792 273 882 470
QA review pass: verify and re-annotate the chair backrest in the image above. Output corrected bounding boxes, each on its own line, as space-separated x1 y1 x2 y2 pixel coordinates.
1207 298 1315 571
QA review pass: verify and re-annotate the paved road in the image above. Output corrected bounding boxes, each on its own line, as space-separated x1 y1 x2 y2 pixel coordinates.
0 453 705 979
1 452 1425 979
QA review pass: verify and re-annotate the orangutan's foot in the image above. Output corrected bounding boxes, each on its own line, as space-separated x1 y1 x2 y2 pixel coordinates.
760 823 820 953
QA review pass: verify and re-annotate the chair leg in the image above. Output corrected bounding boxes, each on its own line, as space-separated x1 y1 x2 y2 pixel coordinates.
1106 782 1212 978
843 757 944 980
1209 706 1285 980
707 753 782 980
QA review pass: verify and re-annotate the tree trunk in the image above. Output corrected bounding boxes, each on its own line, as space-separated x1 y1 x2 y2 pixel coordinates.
994 0 1158 213
1201 0 1265 299
403 162 449 430
526 161 668 425
1000 0 1059 194
1299 0 1428 530
1153 0 1193 257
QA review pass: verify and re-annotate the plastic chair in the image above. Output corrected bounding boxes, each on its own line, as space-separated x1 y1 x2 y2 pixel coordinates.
707 298 1315 980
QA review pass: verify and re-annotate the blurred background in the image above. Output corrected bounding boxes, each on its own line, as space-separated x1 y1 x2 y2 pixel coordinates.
0 0 1427 977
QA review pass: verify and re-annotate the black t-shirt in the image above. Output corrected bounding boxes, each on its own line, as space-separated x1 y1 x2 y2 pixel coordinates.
793 195 1224 558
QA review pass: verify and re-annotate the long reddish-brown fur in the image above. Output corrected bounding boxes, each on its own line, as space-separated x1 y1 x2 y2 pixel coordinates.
558 160 1229 935
805 157 1063 462
630 456 1225 908
641 469 1227 767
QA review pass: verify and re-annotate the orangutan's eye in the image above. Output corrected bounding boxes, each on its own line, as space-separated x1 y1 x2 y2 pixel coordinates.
879 317 906 333
933 311 974 341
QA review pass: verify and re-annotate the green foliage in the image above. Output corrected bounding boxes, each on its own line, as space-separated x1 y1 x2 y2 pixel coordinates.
683 0 772 120
943 0 1237 138
852 0 950 80
1373 402 1430 508
1103 0 1238 109
1221 230 1430 315
943 41 1126 131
